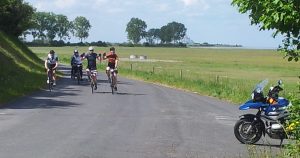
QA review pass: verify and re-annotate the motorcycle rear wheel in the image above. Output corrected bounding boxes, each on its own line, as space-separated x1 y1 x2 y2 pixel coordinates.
234 118 263 144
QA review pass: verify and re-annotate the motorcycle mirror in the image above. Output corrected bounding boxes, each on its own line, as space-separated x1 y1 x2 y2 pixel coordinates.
278 80 283 85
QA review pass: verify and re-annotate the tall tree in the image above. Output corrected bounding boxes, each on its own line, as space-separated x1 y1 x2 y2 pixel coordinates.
32 12 51 41
73 16 91 42
232 0 300 61
146 28 160 44
159 25 173 44
56 14 71 41
0 0 35 37
159 22 187 44
126 17 147 44
45 12 58 42
168 22 187 43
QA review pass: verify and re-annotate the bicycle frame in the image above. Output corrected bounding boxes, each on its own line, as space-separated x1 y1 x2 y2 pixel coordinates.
90 70 97 93
47 69 54 91
74 65 82 84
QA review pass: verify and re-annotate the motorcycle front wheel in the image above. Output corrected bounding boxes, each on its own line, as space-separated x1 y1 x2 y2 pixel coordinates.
234 118 263 144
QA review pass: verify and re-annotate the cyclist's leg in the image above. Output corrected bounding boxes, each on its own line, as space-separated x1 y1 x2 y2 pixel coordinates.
113 71 118 90
114 71 118 87
92 70 97 90
86 68 91 80
106 66 110 79
52 69 56 85
47 69 50 83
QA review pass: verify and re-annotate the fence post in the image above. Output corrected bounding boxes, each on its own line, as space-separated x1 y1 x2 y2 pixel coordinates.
216 75 219 83
130 63 133 71
152 66 155 74
180 69 182 80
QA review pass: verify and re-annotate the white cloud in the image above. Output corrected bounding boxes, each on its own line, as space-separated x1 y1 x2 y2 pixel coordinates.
180 0 199 6
156 3 169 12
54 0 76 9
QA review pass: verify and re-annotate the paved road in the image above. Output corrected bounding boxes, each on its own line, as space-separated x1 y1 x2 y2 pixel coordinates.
0 67 283 158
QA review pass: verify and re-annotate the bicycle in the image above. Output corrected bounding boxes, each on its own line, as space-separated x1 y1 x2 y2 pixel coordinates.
89 70 98 94
109 68 117 94
74 64 82 85
47 68 54 92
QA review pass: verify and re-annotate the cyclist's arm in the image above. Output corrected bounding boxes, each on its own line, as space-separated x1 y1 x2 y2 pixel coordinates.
97 54 102 62
54 57 59 69
44 60 48 69
71 57 74 65
115 56 119 68
103 52 108 60
53 61 58 69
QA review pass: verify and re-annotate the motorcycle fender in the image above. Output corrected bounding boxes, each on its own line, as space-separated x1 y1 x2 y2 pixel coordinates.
239 114 266 136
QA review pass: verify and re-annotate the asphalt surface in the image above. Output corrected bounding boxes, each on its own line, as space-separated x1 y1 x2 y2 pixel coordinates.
0 66 284 158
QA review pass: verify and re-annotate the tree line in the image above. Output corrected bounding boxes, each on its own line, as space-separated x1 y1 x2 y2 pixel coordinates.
0 0 92 45
1 0 300 58
126 17 187 46
27 12 91 43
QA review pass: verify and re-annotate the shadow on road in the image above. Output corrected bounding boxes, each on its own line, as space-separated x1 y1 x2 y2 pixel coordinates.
116 92 146 96
1 65 143 109
1 66 81 110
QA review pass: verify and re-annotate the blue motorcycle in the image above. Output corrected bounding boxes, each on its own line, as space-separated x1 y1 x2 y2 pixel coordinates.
234 79 292 145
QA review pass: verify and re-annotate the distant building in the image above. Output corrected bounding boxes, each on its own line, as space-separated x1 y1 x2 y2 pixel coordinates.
182 36 194 45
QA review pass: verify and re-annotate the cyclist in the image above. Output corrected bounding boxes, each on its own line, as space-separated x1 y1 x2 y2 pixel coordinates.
103 47 119 91
71 49 83 80
82 46 101 90
44 50 58 86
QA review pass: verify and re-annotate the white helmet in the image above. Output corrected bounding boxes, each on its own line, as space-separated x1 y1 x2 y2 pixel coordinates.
88 46 94 51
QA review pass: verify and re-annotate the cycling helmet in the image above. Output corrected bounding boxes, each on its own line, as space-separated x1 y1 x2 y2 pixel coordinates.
88 46 94 51
49 50 55 54
74 49 79 53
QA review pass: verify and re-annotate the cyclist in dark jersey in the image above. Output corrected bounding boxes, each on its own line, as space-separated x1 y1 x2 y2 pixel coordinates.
82 46 101 90
44 50 58 85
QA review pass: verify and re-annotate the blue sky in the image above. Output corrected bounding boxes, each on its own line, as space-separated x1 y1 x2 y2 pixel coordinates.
25 0 283 48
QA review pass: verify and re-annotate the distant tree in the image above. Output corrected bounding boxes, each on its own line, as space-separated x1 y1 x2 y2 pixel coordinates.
56 14 71 41
146 28 160 44
0 0 35 37
31 12 50 41
73 16 91 42
126 17 147 44
45 12 58 42
232 0 300 61
159 25 172 44
159 22 187 44
168 22 187 43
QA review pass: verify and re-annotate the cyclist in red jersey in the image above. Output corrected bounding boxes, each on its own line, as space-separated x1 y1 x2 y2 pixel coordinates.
103 47 119 90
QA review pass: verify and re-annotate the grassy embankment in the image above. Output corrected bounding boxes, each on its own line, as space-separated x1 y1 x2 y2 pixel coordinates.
29 46 300 104
0 31 45 104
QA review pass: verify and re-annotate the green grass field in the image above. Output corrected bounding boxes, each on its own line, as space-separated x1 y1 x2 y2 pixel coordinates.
29 46 300 104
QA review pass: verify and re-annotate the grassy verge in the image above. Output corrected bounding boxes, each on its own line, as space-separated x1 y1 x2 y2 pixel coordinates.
0 31 45 104
119 68 251 103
